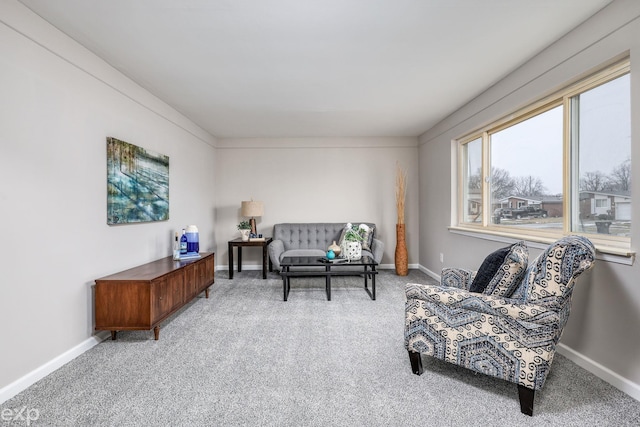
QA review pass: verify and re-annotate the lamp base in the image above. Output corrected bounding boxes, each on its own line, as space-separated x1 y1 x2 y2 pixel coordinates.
249 217 257 235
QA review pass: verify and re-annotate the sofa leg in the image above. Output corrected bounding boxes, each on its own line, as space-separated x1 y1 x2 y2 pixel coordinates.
517 385 535 416
408 351 423 375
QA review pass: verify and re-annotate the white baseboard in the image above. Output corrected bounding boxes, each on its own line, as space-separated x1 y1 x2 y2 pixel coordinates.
557 343 640 402
417 264 440 281
0 332 109 405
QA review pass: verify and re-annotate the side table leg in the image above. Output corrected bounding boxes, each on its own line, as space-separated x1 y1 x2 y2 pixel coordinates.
262 244 268 279
237 247 243 272
228 242 234 279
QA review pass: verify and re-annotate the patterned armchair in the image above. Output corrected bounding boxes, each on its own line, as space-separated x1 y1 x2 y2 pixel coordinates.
404 236 596 416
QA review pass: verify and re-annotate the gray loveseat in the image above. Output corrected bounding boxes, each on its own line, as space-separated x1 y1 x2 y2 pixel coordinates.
269 223 384 271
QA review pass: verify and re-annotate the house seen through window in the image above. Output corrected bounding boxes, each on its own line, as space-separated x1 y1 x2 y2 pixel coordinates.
459 60 631 251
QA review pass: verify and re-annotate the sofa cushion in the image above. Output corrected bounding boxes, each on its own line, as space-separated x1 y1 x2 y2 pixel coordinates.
281 249 326 259
274 223 344 251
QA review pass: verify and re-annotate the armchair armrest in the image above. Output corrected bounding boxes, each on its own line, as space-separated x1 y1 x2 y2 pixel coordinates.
441 268 476 290
405 283 559 325
268 239 285 271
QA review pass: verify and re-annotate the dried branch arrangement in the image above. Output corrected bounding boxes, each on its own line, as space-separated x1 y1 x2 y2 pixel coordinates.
396 162 407 225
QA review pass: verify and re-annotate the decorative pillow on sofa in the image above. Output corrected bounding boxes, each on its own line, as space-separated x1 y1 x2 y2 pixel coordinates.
338 223 375 251
469 241 528 297
360 224 375 251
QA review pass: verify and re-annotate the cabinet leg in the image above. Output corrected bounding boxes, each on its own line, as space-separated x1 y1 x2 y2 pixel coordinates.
154 326 160 340
205 287 210 298
110 331 117 340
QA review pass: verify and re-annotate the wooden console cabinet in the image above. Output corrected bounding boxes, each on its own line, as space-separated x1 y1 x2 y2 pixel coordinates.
95 252 214 340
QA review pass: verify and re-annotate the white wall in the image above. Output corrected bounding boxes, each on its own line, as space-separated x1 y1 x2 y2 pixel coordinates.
0 2 217 398
418 0 640 399
215 137 419 269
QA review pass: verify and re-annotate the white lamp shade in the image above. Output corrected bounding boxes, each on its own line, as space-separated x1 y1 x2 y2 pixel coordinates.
241 200 264 217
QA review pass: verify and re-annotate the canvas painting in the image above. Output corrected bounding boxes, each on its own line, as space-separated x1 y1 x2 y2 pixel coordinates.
107 137 169 224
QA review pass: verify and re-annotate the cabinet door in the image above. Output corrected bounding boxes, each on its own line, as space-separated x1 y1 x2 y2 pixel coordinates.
151 278 173 322
184 263 198 300
199 254 215 291
167 270 185 310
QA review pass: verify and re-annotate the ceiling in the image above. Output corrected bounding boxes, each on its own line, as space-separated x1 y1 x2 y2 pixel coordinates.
19 0 612 138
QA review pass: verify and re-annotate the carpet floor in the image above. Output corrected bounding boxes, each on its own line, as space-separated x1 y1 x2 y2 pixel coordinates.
2 269 639 426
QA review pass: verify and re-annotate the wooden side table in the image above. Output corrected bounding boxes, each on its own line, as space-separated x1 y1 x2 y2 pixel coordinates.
228 237 273 279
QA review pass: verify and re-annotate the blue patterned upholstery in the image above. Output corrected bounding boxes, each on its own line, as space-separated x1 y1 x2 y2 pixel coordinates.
404 236 596 415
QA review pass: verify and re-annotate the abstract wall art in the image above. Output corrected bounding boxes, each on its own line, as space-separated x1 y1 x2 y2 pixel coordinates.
107 137 169 225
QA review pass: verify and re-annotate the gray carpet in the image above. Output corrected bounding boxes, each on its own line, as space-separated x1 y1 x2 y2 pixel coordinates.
2 269 640 426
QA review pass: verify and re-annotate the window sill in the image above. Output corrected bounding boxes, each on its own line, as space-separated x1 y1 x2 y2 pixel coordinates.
449 226 635 266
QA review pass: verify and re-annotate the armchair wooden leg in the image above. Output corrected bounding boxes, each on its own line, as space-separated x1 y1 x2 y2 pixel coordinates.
517 385 535 416
408 351 424 375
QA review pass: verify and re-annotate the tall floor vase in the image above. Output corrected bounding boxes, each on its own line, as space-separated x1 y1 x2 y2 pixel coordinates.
395 224 408 276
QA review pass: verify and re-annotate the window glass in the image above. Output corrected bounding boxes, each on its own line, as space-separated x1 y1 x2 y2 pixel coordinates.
573 74 631 237
456 61 630 250
462 138 482 223
490 106 563 231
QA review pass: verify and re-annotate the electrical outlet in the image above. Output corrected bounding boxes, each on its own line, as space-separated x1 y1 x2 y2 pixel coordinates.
440 253 444 263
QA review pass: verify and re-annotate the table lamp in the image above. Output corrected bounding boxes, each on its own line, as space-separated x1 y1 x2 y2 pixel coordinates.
241 200 264 235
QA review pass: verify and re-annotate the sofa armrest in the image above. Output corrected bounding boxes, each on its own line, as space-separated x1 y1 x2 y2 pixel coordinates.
405 283 559 325
441 268 475 290
268 239 285 271
370 238 384 264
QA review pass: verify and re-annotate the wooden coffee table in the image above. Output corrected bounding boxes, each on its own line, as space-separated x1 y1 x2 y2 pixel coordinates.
279 256 378 301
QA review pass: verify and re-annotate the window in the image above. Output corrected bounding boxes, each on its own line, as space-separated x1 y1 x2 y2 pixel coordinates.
458 60 631 252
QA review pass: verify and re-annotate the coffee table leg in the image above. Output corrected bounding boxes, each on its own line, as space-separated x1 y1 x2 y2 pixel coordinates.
326 273 331 301
364 266 377 300
372 267 376 300
282 268 289 301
